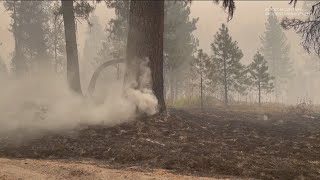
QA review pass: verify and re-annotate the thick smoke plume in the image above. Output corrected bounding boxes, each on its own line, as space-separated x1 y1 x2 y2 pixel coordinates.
0 59 158 138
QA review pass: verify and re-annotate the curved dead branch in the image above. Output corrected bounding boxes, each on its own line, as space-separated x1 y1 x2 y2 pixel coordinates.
86 58 125 97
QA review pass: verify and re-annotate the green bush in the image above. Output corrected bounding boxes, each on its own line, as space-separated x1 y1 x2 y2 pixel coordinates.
168 96 222 108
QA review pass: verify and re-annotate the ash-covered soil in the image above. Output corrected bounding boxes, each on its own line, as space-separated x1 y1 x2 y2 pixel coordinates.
1 108 320 180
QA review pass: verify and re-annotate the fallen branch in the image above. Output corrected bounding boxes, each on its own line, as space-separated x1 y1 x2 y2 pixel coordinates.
86 58 125 97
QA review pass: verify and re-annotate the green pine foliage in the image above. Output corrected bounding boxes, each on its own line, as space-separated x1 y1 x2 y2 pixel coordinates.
248 51 274 104
192 49 209 80
191 49 210 108
208 24 248 105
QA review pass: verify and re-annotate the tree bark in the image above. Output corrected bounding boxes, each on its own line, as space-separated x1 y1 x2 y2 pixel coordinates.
62 0 82 95
126 0 166 112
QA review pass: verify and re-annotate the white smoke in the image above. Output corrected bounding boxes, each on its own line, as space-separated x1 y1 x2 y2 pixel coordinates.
0 58 158 137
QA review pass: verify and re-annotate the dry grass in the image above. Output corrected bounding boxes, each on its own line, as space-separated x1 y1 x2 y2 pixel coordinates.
169 96 320 115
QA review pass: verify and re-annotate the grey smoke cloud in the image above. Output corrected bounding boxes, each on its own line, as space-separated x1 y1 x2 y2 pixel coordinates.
0 59 158 137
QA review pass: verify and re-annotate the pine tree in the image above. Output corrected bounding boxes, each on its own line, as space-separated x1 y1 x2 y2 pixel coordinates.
209 24 246 105
261 7 293 100
248 51 274 104
4 1 53 73
191 49 210 109
125 0 165 112
98 1 198 101
4 0 25 75
61 0 94 94
61 0 82 94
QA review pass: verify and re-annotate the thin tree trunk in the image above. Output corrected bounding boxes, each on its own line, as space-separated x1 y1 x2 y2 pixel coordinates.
223 57 228 106
174 76 178 100
258 81 261 105
169 71 175 102
116 64 121 80
200 72 203 110
54 17 58 73
126 0 165 112
62 0 82 95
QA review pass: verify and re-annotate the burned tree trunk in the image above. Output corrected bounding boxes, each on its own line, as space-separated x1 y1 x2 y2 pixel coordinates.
61 0 82 95
126 0 166 112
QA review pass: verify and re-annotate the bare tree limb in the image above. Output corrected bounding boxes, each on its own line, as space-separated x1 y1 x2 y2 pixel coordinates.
86 58 125 97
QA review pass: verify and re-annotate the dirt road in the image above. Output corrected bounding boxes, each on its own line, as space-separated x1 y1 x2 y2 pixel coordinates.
0 158 233 180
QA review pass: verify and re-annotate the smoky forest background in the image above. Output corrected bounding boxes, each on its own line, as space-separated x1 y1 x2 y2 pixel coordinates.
1 0 320 179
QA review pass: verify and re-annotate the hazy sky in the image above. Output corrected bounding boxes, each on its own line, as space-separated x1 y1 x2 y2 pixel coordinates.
0 1 310 66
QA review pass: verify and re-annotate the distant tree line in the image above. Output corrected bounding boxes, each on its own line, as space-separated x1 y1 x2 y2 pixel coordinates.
192 24 274 107
188 7 297 107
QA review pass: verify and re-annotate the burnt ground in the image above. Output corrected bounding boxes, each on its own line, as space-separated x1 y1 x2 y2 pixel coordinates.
1 108 320 180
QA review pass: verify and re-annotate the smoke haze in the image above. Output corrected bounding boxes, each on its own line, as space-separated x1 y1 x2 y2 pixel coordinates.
0 1 319 139
0 60 158 137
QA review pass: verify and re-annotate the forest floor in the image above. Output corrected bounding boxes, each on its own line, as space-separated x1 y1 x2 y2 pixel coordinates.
0 108 320 179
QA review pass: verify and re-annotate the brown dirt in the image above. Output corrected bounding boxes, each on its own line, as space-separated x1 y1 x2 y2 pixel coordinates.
0 108 320 180
0 158 226 180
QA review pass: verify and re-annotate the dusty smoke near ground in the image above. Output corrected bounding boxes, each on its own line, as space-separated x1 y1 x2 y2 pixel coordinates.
0 58 158 137
124 59 158 115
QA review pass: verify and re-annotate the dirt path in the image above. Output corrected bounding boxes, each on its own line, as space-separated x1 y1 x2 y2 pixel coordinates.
0 158 234 180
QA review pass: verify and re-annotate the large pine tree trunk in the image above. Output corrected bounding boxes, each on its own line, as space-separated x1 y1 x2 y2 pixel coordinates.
62 0 82 95
126 0 166 112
